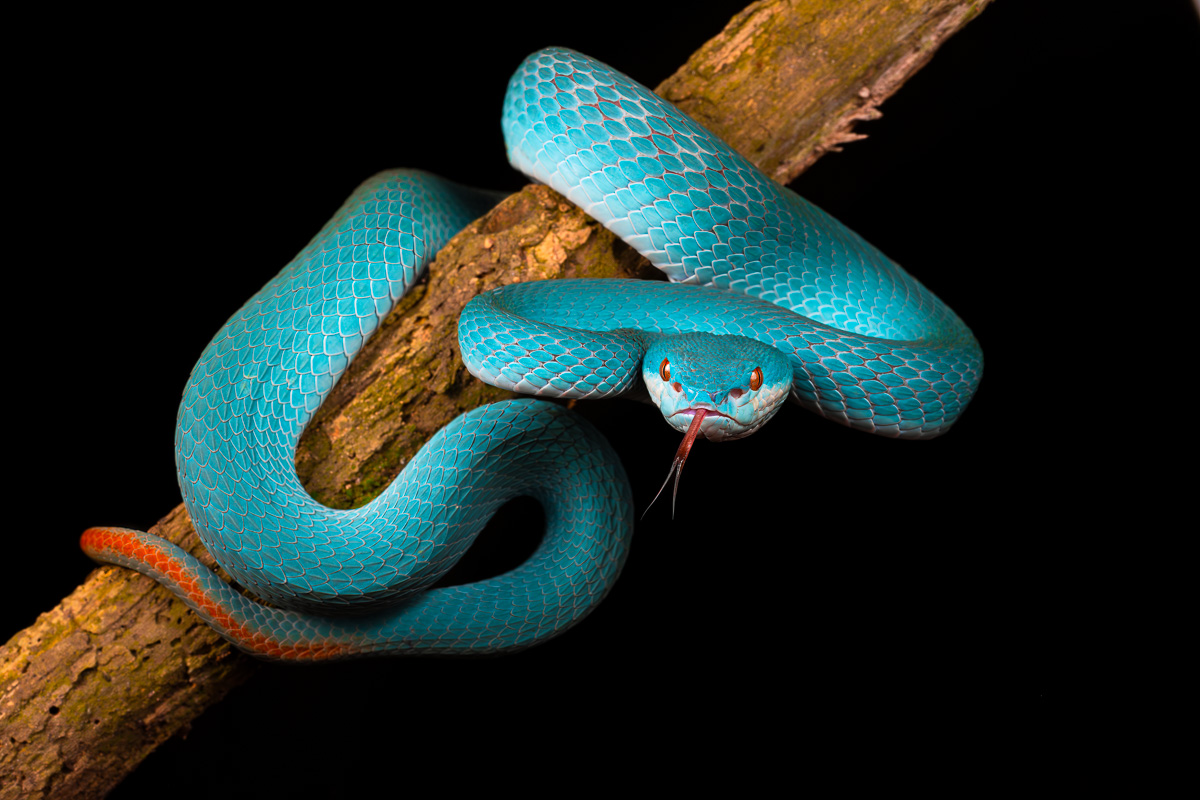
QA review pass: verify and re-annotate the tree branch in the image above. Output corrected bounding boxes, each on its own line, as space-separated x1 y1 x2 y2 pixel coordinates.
0 2 992 796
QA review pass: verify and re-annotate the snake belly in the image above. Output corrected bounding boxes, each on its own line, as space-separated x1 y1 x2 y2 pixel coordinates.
82 47 982 660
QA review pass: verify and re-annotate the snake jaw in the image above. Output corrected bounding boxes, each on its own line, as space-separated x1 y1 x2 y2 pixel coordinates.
670 405 742 438
643 409 707 520
672 406 733 422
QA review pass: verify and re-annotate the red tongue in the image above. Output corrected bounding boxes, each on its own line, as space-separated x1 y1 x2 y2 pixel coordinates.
644 409 707 519
675 408 708 466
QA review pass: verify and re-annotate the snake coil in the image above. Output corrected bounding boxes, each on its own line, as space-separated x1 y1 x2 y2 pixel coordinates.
82 48 981 660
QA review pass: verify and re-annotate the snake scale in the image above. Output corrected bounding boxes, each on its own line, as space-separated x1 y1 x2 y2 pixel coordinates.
82 48 982 659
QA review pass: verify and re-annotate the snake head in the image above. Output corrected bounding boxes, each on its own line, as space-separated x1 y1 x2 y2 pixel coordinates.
642 332 792 442
640 333 792 518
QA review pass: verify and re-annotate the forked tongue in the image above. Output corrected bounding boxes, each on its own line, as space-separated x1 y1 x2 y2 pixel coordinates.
643 409 707 519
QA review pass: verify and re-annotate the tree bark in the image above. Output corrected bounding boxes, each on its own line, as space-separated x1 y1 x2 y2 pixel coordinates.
0 2 993 797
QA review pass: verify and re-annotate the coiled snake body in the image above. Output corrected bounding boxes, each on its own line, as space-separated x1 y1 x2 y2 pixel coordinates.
82 48 982 659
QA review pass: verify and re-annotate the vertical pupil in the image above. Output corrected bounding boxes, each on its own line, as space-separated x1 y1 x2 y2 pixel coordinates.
660 358 671 382
750 367 763 391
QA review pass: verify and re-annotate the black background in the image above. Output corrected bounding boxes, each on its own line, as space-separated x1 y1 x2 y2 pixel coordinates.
9 1 1198 793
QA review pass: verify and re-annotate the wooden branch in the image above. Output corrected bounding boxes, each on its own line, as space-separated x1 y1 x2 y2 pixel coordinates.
657 0 994 184
0 2 992 796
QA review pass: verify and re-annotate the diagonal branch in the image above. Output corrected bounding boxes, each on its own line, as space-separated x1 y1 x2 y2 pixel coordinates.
0 2 993 797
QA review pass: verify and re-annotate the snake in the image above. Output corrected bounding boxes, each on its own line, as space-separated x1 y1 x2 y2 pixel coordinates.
81 48 982 660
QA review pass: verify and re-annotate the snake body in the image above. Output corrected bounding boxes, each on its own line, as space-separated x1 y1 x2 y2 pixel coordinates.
82 48 982 659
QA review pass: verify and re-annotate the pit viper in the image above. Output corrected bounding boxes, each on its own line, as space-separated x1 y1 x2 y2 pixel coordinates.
82 48 982 659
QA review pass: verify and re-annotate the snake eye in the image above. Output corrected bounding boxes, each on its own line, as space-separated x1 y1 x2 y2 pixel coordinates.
750 367 763 391
660 358 671 382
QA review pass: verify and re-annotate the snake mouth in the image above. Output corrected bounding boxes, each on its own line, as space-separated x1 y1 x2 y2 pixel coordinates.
671 406 735 422
671 407 746 429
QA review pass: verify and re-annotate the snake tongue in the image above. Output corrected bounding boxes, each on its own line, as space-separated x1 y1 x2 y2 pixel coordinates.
643 409 707 520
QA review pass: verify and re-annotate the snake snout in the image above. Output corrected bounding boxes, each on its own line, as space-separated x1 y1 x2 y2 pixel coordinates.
669 405 748 443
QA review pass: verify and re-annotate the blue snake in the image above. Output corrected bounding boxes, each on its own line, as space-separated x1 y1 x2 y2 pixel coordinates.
82 48 982 659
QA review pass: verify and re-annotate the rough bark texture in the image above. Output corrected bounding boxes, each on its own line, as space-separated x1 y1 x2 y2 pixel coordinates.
0 2 992 796
657 0 993 184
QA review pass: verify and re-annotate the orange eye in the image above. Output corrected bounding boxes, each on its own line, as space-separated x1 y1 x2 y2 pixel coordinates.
660 358 671 382
750 367 763 391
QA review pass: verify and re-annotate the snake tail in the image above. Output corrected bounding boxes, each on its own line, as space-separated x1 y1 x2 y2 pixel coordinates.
81 526 353 660
83 400 633 660
81 157 635 659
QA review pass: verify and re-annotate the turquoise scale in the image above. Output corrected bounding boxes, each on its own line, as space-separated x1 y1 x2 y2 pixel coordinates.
493 48 981 438
83 48 981 659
